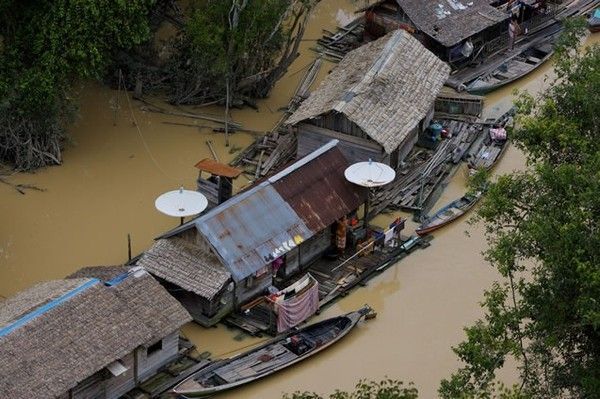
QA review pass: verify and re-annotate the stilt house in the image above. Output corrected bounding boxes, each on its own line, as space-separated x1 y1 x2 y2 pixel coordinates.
145 141 366 326
286 30 450 168
136 237 233 327
0 267 191 399
362 0 509 65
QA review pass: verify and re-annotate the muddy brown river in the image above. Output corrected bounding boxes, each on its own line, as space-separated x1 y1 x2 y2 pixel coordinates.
1 0 598 397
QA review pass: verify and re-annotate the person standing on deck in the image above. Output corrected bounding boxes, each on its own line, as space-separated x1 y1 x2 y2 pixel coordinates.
335 216 348 259
508 14 521 51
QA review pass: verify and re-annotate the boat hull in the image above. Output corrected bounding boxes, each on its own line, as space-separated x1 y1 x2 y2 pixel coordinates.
465 42 554 95
416 194 481 236
589 8 600 32
172 306 372 398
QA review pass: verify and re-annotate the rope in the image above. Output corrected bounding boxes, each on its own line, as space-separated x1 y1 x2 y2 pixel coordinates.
118 70 182 185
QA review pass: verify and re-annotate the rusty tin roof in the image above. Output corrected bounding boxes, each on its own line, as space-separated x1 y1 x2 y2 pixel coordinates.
195 184 312 282
194 158 242 178
271 147 367 232
194 140 365 282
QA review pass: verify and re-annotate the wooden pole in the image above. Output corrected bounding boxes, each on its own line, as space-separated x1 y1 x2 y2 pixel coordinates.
225 77 230 147
127 233 132 262
206 140 219 162
114 70 121 127
364 190 370 232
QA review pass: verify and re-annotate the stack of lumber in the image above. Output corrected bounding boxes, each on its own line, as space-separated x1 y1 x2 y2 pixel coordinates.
369 121 481 217
313 17 365 62
272 57 323 133
230 132 297 179
230 56 324 180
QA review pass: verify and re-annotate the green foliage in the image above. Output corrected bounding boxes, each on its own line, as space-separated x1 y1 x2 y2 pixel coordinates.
167 0 310 103
440 22 600 399
512 17 599 166
283 379 418 399
0 0 155 169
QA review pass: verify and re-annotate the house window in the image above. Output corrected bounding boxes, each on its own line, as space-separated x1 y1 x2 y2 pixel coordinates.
147 339 163 356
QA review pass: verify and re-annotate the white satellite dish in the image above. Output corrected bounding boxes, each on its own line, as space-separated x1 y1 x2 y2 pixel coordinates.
155 186 208 224
344 160 396 231
344 160 396 188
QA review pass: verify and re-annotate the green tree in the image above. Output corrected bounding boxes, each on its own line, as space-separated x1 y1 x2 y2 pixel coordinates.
440 19 600 399
0 0 155 170
283 378 419 399
164 0 314 104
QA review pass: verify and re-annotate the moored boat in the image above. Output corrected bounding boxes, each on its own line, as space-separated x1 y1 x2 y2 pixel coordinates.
589 8 600 32
415 192 482 236
465 38 555 95
172 305 374 398
466 125 509 172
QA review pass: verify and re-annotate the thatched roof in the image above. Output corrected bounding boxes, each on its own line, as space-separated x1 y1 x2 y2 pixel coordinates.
137 238 231 299
286 30 450 154
67 265 129 280
396 0 508 47
0 269 191 399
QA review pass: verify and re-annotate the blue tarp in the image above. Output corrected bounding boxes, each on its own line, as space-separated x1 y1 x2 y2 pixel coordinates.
0 279 100 338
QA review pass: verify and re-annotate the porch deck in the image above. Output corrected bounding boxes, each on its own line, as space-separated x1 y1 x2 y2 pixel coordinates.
223 235 432 337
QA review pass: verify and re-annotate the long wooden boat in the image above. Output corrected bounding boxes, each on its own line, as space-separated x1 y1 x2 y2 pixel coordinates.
415 192 482 236
172 306 374 398
589 8 600 32
465 38 555 95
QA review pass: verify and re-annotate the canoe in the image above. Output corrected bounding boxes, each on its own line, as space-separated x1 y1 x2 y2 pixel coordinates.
415 193 482 236
465 39 554 95
466 126 509 172
589 8 600 32
172 305 374 398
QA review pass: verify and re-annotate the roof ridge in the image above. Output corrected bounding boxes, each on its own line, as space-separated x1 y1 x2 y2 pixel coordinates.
0 279 100 338
334 31 404 114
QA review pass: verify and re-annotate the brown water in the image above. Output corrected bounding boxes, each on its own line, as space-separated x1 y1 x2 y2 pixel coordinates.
1 0 598 395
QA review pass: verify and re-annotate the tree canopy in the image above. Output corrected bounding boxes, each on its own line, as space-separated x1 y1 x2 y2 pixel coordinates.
440 20 600 399
0 0 312 170
283 378 419 399
160 0 313 104
0 0 155 170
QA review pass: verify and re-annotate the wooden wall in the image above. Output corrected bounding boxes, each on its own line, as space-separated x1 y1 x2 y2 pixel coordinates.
299 229 331 268
176 289 234 327
58 333 181 399
105 353 136 398
312 113 369 139
282 247 300 278
297 123 385 165
71 372 107 399
136 332 179 383
236 272 272 305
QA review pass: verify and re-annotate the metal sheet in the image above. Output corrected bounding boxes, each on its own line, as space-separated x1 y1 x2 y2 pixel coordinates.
196 185 312 282
272 147 367 232
194 158 242 178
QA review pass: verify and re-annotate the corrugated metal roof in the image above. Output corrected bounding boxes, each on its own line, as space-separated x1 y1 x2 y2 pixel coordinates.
272 146 367 232
196 184 312 282
395 0 508 47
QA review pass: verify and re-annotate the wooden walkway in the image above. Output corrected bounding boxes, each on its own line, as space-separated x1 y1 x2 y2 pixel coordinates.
224 235 432 336
369 120 483 220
